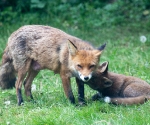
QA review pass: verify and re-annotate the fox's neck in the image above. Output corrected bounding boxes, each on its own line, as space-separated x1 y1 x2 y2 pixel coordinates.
106 72 122 83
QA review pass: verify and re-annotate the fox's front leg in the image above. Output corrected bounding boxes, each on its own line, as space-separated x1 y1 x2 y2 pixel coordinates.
60 70 75 104
76 78 86 105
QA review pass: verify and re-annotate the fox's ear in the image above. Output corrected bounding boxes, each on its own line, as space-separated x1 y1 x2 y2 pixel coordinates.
99 61 109 73
95 43 106 57
98 43 106 51
67 40 78 56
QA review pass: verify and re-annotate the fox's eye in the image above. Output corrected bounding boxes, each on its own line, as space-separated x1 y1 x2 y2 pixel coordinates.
77 64 82 69
89 65 95 69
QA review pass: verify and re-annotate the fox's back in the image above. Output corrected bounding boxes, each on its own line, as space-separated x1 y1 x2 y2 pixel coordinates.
6 25 94 72
8 25 93 49
9 25 71 40
103 72 150 97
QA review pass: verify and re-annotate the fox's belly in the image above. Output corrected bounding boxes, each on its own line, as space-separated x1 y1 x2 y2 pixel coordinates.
31 51 61 73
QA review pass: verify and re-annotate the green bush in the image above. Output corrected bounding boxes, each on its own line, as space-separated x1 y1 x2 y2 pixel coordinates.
0 0 150 27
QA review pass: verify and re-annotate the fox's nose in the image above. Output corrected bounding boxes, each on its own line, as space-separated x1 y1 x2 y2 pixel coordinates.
84 76 89 81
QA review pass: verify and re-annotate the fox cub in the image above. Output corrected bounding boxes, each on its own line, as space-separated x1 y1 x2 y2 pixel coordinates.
0 25 106 105
87 61 150 105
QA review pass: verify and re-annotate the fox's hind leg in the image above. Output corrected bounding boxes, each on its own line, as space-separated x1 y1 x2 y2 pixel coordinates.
16 70 27 105
24 68 39 101
15 59 32 105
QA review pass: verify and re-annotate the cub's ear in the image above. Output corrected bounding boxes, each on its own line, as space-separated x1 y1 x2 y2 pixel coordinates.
67 40 78 56
99 61 109 73
94 43 106 57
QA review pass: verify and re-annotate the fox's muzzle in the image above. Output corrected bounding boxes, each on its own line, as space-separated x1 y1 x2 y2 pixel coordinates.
78 71 93 82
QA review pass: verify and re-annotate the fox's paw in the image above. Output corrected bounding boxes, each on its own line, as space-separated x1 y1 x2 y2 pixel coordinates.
77 101 87 107
104 96 111 103
92 93 102 101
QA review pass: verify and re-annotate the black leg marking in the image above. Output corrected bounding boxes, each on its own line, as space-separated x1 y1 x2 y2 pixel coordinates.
76 78 86 105
17 88 23 106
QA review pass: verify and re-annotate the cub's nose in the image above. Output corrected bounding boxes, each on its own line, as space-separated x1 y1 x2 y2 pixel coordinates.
84 76 89 81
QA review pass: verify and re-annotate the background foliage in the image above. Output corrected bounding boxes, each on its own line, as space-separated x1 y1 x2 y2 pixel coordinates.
0 0 150 28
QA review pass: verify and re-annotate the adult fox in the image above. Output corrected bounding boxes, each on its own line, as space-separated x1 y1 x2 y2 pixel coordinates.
0 25 106 105
87 61 150 105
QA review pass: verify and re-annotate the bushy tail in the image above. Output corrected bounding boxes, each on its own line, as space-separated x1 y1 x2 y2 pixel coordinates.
0 48 16 89
104 96 149 105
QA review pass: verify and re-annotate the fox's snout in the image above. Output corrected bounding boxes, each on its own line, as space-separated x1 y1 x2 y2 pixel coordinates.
84 76 89 81
78 71 93 82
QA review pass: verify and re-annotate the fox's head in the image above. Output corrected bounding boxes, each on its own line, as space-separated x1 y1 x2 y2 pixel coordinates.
68 40 106 82
86 61 113 91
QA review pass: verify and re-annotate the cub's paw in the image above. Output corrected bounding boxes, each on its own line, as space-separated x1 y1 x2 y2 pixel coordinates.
92 93 102 101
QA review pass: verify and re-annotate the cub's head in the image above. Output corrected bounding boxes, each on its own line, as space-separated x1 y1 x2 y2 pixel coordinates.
87 61 113 91
68 40 106 82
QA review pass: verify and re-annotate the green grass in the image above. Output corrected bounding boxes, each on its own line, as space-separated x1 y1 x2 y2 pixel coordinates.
0 20 150 125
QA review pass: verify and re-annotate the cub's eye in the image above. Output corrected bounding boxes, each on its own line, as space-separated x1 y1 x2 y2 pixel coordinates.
77 64 82 69
89 65 95 69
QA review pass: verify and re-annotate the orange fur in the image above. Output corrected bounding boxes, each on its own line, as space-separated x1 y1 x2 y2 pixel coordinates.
0 25 106 105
